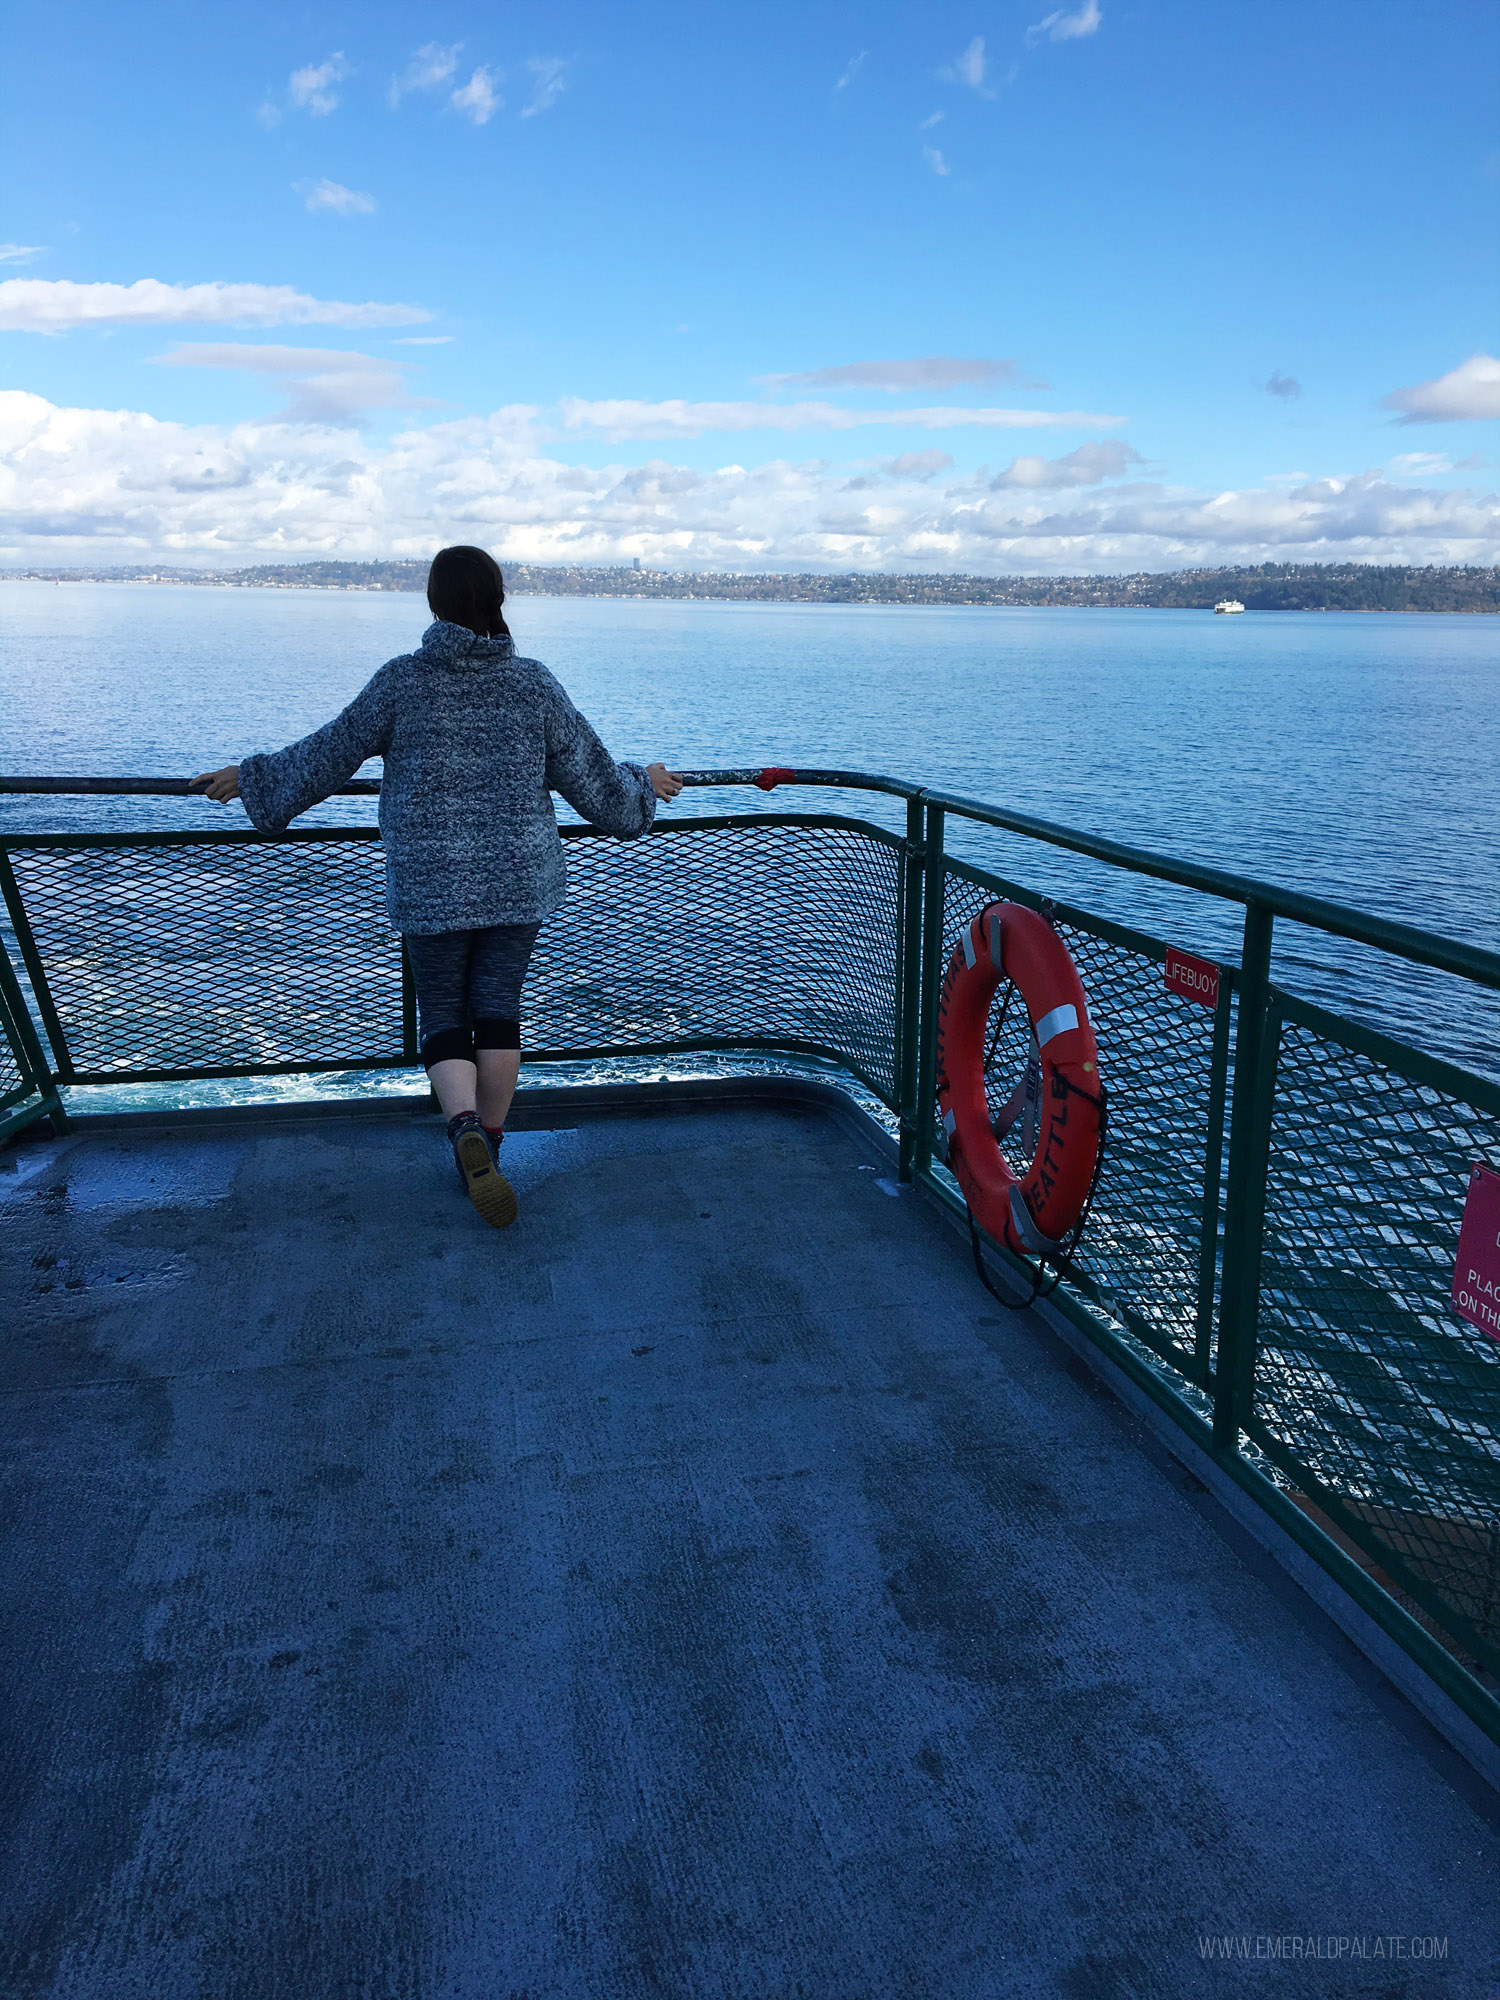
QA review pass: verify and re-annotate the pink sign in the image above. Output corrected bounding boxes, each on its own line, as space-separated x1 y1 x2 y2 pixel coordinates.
1451 1162 1500 1344
1165 947 1220 1010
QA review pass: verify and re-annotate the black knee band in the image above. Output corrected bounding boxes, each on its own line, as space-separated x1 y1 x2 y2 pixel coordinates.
420 1026 476 1069
473 1016 522 1051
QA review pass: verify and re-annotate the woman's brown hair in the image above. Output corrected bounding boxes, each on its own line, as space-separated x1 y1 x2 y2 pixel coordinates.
426 545 509 638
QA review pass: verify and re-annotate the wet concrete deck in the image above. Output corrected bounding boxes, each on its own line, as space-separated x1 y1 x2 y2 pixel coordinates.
1 1092 1496 1999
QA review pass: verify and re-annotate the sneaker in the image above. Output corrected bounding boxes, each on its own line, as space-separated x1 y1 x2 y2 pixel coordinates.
447 1112 518 1229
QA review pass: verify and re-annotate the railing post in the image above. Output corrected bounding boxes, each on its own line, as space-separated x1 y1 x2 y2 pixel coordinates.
897 793 926 1181
1192 970 1234 1387
913 803 946 1182
1213 903 1278 1452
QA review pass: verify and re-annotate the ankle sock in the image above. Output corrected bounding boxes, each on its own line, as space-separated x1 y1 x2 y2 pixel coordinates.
482 1125 504 1147
446 1111 482 1143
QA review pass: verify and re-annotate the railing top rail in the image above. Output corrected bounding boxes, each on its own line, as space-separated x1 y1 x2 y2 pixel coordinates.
0 768 923 801
4 766 1497 991
915 785 1500 992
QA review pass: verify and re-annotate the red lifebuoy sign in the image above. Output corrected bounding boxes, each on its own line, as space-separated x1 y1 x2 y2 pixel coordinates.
1452 1162 1500 1343
935 901 1104 1262
1165 947 1220 1009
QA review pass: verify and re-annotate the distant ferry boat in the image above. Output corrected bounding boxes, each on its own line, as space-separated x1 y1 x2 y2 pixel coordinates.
1214 598 1246 615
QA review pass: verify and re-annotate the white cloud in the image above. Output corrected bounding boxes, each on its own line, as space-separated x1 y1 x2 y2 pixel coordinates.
1026 0 1103 45
834 52 868 91
520 57 568 118
1381 354 1500 424
393 336 454 346
0 279 430 333
149 344 434 425
844 451 957 490
289 53 349 115
1 391 1495 570
1387 452 1452 478
942 36 987 89
451 67 502 124
0 244 45 265
923 146 951 177
1264 370 1301 400
918 111 945 131
303 179 377 217
556 398 1124 439
765 357 1028 393
991 441 1143 488
388 44 510 124
390 42 462 106
882 450 954 481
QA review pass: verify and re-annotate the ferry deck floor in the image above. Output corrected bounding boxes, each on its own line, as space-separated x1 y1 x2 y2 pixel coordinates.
1 1087 1496 2000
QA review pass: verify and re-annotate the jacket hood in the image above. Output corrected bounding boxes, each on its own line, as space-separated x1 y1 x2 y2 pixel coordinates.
419 619 515 663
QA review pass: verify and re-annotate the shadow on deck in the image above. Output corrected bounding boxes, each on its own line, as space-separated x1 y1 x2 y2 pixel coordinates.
1 1084 1496 1999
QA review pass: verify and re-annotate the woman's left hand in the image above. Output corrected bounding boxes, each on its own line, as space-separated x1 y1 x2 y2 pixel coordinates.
192 764 241 802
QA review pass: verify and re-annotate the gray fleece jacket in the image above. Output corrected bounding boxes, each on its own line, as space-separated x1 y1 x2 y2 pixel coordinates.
237 620 656 933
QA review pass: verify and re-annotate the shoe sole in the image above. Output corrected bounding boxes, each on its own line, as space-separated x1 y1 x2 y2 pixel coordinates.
454 1128 518 1229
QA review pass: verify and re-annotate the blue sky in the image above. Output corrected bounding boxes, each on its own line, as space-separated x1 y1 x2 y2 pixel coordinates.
1 0 1496 572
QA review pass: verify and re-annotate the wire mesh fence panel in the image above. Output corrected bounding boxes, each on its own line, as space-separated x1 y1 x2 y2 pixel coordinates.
935 872 1225 1384
4 839 404 1076
538 822 901 1101
1 820 901 1095
1254 1009 1500 1668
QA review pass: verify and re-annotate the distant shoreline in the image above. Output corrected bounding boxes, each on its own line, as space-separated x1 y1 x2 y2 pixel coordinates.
3 559 1497 614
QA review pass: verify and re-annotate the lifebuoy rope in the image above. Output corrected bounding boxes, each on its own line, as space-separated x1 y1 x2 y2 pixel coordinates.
964 1064 1109 1312
982 979 1016 1075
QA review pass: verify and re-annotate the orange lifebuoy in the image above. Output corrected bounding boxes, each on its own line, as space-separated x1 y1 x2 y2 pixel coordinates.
935 901 1104 1262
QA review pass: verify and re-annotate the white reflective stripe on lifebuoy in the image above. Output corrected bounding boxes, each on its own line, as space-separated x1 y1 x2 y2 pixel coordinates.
961 927 977 969
1009 1185 1065 1259
1034 1002 1080 1047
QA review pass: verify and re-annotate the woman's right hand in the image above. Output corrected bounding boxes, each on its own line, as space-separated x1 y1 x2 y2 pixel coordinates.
647 762 684 802
192 764 241 802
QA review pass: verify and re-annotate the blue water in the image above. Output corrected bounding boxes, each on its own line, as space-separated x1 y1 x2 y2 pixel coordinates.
1 581 1496 1074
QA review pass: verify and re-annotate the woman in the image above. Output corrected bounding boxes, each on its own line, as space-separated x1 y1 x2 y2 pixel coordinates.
194 545 683 1228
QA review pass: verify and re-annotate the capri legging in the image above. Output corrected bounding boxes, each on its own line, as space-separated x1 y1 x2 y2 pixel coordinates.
404 922 542 1069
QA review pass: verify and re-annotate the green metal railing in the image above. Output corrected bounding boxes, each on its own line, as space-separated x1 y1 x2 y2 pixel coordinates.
2 766 1497 1749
